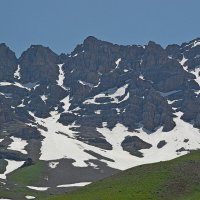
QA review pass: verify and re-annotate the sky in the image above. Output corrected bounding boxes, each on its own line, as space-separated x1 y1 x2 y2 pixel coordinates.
0 0 200 57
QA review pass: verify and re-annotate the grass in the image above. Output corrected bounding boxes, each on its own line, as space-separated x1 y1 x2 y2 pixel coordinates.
40 151 200 200
7 161 46 185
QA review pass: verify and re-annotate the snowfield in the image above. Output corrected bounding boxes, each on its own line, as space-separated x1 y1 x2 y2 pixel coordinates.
27 99 200 171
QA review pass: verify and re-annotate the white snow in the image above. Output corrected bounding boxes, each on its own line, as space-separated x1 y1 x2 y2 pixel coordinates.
17 99 25 107
94 110 101 115
0 82 31 91
84 84 129 105
57 64 67 90
111 58 121 72
123 69 129 72
78 80 94 88
29 106 200 171
115 58 121 68
191 68 200 86
27 186 49 191
49 162 59 169
139 75 145 80
25 196 35 200
8 136 28 154
179 55 188 67
40 95 48 103
60 96 71 112
0 199 11 200
73 53 78 57
0 139 4 143
0 160 24 179
192 40 200 48
14 64 21 80
57 182 91 188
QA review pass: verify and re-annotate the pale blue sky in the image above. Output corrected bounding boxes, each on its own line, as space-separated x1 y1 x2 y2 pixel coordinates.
0 0 200 56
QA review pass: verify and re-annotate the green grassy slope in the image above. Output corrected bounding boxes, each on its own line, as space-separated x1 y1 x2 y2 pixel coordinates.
41 151 200 200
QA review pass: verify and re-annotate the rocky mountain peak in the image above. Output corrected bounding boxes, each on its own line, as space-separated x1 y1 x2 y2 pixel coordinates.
0 43 17 81
18 45 59 83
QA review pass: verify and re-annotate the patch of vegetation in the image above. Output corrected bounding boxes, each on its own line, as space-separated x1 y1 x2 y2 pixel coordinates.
8 161 46 186
41 151 200 200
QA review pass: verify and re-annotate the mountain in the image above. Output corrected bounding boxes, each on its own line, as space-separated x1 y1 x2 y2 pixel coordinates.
0 36 200 199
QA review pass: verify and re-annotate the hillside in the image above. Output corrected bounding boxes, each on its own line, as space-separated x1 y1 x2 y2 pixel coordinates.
42 150 200 200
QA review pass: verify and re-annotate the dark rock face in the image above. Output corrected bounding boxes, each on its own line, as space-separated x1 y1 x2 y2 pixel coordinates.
121 136 152 157
18 45 59 83
0 43 17 82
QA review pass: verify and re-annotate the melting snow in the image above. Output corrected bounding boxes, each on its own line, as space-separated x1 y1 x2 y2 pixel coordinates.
115 58 121 68
40 95 48 103
49 162 59 169
27 186 49 191
84 84 129 105
0 160 24 179
139 75 145 80
60 96 71 112
78 80 94 88
179 55 188 66
8 136 28 154
192 40 200 48
94 110 101 115
111 58 121 72
57 64 67 90
73 53 78 57
25 196 35 199
57 182 91 188
0 82 31 91
14 65 21 80
17 99 25 107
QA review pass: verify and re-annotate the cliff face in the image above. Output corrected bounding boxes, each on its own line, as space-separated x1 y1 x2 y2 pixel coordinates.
1 37 200 147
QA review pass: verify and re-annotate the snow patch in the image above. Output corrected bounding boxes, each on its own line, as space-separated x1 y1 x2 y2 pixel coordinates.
84 84 129 105
179 55 188 67
27 186 49 191
60 96 71 112
94 110 101 115
139 75 145 80
0 82 31 91
17 99 25 107
190 68 200 89
0 160 24 179
111 58 121 72
40 95 48 103
25 196 35 200
49 162 59 169
192 40 200 48
57 182 91 188
57 64 67 90
14 64 21 80
8 136 28 154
